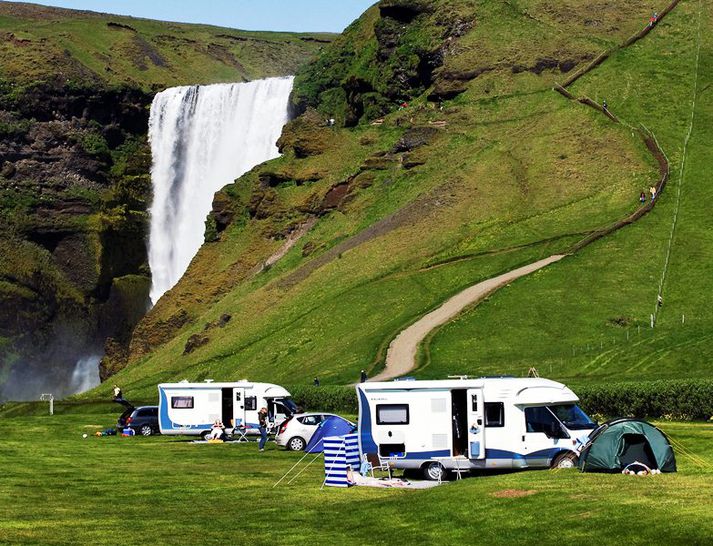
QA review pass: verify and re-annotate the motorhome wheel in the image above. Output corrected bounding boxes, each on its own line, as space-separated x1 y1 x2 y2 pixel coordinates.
287 437 306 451
200 430 211 440
140 425 153 436
551 452 578 469
423 462 446 481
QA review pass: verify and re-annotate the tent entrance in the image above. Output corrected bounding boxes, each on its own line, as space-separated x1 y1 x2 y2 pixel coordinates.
619 433 657 469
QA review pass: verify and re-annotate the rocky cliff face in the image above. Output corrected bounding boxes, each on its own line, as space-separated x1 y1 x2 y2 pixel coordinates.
0 82 152 399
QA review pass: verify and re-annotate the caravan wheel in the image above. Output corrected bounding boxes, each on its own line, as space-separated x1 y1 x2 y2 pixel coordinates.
423 462 446 481
552 452 578 469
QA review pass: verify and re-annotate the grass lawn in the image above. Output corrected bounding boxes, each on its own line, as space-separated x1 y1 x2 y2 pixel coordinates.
1 412 711 545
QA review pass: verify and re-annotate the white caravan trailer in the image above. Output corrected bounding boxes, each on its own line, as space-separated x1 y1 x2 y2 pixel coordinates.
158 380 297 437
357 377 596 480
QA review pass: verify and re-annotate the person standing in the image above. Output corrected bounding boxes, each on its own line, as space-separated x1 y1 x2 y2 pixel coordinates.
313 377 320 387
650 185 657 201
360 369 368 383
112 385 122 400
257 407 269 452
640 191 646 204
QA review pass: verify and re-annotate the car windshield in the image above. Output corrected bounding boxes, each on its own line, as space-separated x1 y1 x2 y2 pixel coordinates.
547 404 596 430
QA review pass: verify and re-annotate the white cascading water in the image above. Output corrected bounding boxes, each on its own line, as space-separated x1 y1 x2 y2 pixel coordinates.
69 355 101 394
147 77 294 304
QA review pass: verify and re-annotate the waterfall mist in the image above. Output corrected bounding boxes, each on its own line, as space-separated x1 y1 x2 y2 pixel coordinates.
147 77 294 304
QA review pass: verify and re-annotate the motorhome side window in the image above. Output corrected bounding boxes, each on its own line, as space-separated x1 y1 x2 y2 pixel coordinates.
525 406 557 433
484 402 504 427
171 396 194 409
245 396 257 411
376 404 409 425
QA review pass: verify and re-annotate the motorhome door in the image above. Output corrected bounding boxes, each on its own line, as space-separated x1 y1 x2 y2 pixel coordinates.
467 388 485 459
233 388 246 428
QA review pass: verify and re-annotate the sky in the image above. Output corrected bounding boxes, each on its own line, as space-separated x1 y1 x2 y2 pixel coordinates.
1 0 376 32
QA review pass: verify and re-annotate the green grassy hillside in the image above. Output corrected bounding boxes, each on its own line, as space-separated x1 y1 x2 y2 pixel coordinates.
0 2 332 90
92 0 711 400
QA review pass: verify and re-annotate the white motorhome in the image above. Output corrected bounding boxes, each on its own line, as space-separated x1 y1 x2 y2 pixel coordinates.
158 380 297 437
357 377 596 480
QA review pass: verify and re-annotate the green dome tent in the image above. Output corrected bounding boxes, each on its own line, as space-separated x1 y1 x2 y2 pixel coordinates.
579 419 676 473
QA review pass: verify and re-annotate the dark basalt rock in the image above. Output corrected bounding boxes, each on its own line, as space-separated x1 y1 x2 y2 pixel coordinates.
392 126 439 153
183 333 209 355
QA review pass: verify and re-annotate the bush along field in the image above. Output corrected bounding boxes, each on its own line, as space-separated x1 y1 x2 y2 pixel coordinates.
0 411 711 545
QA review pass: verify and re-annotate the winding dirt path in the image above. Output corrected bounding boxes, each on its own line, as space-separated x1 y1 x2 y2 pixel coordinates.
371 255 565 381
371 0 682 381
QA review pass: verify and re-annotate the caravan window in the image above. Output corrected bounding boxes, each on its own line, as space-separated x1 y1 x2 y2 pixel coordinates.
245 396 257 411
171 396 194 409
485 402 504 427
376 404 409 425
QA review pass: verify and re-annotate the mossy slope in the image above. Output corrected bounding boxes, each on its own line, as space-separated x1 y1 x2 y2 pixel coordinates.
91 0 695 400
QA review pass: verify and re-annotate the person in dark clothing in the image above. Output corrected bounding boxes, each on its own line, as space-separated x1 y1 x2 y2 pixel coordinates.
257 407 269 452
313 377 320 387
602 99 608 110
640 191 647 204
360 370 368 383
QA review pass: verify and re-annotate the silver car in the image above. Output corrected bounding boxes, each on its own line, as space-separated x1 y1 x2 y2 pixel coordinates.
275 413 351 451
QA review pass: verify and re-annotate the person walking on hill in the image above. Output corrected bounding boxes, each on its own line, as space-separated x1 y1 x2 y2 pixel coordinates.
640 191 646 204
313 377 320 387
257 407 269 452
649 12 658 28
650 185 657 201
602 99 608 111
112 385 122 400
360 369 368 383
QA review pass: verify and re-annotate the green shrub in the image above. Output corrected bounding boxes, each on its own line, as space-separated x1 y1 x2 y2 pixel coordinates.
575 380 713 421
287 385 358 414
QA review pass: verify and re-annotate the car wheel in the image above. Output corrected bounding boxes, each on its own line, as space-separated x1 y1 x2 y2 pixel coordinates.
140 424 153 437
287 437 306 451
200 430 211 440
552 452 578 469
423 461 446 481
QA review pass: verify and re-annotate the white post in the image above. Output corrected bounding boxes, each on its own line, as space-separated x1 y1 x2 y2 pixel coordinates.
682 314 685 325
650 314 654 328
40 393 54 416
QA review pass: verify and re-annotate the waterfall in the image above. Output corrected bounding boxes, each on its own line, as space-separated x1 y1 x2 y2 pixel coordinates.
147 77 294 304
69 355 101 394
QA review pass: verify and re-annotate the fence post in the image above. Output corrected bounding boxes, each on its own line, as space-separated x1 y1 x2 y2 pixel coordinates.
650 314 654 328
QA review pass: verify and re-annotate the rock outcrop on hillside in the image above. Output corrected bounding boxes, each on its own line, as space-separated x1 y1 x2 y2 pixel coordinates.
0 82 152 399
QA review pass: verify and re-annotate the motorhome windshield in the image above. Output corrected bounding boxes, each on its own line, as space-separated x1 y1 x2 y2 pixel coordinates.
548 404 596 430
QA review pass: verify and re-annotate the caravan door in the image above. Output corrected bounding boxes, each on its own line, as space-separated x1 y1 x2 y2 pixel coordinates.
467 388 485 459
232 387 247 428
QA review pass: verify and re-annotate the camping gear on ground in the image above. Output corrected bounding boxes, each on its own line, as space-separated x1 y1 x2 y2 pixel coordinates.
121 428 135 437
305 416 356 453
322 433 360 488
578 418 676 473
273 429 356 488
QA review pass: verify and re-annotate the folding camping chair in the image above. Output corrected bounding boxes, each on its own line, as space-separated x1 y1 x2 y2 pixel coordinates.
366 453 395 479
229 420 251 443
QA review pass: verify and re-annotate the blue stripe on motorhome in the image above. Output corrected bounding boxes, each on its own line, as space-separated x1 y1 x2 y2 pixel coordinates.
402 449 451 460
485 447 563 460
358 389 378 455
158 388 211 431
